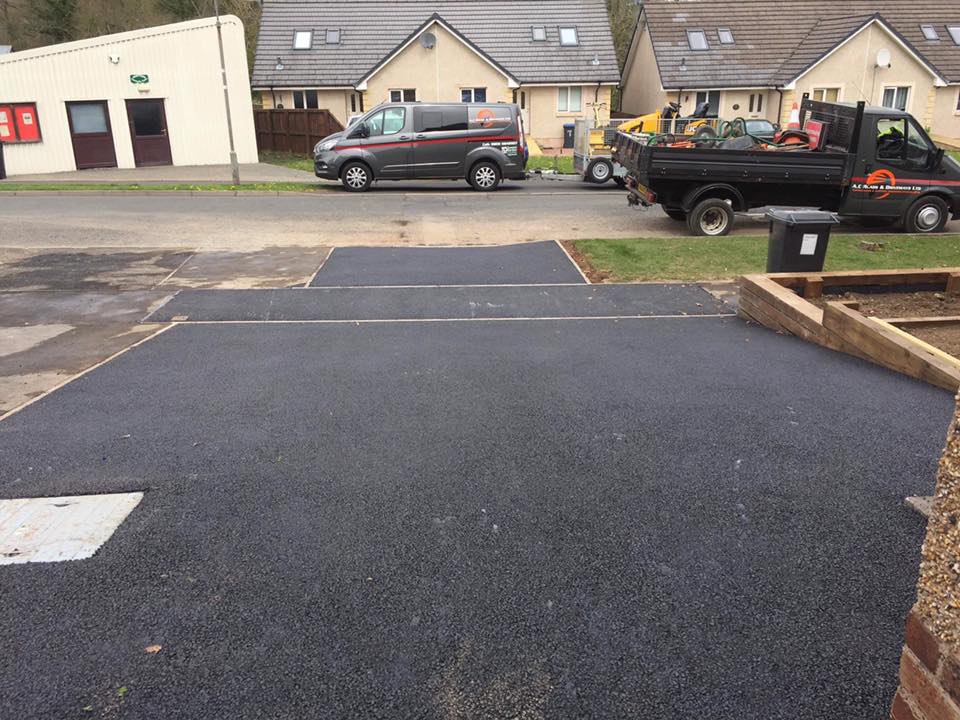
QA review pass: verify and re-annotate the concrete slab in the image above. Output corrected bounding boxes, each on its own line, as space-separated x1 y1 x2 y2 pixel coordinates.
161 247 330 289
310 242 586 287
0 291 170 326
0 249 192 291
0 325 73 357
147 284 730 322
1 163 315 184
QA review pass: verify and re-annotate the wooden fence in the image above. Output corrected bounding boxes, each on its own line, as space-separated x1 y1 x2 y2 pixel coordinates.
254 109 343 155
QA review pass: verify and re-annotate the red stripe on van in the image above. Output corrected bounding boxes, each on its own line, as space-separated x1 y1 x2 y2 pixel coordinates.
337 135 519 152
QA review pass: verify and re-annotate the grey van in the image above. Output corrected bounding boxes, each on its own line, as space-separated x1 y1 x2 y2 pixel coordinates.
313 102 528 191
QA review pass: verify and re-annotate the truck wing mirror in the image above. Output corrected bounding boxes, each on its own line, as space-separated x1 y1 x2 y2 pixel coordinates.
934 147 944 169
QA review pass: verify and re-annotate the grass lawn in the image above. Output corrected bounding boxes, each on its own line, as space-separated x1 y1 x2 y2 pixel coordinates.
258 150 315 173
573 234 960 282
526 155 576 174
0 182 325 193
949 150 960 163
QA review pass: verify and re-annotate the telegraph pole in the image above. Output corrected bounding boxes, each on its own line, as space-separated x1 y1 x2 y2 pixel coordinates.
214 0 241 184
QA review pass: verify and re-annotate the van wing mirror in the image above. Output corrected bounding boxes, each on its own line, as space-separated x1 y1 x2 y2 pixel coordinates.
934 147 945 169
350 123 369 139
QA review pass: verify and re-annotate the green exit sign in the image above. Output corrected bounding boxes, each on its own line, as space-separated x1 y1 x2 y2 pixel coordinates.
129 74 150 84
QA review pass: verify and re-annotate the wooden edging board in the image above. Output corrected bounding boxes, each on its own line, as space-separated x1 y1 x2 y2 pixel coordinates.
738 271 960 391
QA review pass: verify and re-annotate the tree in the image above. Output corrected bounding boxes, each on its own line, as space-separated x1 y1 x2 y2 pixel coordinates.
33 0 77 43
605 0 639 71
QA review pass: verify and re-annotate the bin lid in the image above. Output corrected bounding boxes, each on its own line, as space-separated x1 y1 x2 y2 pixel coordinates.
563 123 576 129
765 208 839 225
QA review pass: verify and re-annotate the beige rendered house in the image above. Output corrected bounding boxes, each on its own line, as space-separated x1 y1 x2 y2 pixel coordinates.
621 1 960 147
251 0 620 146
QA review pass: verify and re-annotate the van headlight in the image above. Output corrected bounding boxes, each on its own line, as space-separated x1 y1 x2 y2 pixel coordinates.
314 139 338 154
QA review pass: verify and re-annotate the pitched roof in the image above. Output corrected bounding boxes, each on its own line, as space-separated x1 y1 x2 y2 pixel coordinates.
252 0 620 88
640 0 960 89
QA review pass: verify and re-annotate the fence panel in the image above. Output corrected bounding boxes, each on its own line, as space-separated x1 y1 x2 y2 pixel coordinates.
254 109 343 155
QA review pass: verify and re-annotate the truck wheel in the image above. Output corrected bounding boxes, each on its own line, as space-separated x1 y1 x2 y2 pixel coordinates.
469 161 501 191
687 198 734 236
903 196 949 233
588 159 612 183
663 207 687 222
341 161 372 192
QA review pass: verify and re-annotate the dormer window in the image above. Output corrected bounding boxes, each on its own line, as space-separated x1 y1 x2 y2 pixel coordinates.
532 26 546 42
325 29 341 44
718 28 734 44
559 27 579 46
687 30 708 50
949 25 960 45
293 30 312 49
920 24 939 41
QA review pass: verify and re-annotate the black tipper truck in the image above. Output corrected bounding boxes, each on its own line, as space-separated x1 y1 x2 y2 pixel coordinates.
612 97 960 236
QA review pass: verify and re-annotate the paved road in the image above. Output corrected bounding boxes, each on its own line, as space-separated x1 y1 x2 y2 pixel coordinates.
0 245 953 719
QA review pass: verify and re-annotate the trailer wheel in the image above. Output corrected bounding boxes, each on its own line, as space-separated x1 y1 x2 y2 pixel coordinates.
903 196 949 233
663 207 687 222
687 198 734 236
588 159 613 183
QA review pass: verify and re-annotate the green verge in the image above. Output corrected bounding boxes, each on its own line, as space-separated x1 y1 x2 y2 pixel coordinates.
526 155 576 174
948 150 960 163
258 150 316 173
0 182 326 193
573 234 960 283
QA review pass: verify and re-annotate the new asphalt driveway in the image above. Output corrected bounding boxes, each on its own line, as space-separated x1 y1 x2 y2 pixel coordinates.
0 245 952 719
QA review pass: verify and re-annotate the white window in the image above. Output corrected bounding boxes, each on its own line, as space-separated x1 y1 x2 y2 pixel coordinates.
557 86 582 113
882 86 909 111
293 30 312 49
717 28 734 44
948 26 960 45
531 26 546 42
695 90 720 117
920 25 939 41
460 88 487 103
559 27 579 46
389 89 416 103
955 88 960 112
325 29 340 44
812 87 840 103
687 30 708 50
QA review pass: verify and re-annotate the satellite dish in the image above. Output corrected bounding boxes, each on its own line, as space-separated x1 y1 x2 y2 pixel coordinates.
421 32 436 49
876 48 891 68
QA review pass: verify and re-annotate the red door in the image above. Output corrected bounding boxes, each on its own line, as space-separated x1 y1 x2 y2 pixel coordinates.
126 99 172 167
66 101 117 170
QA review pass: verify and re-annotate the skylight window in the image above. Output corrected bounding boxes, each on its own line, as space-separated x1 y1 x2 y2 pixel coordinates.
559 27 579 46
532 26 546 41
949 25 960 45
325 28 341 44
718 28 734 44
293 30 312 49
687 29 708 50
920 24 939 41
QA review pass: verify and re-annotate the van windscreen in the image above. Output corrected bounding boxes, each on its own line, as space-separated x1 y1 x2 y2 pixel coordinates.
415 107 468 133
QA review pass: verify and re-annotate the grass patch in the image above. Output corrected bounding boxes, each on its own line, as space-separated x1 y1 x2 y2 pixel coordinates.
573 234 960 282
526 155 576 175
948 150 960 164
259 150 315 173
0 182 325 193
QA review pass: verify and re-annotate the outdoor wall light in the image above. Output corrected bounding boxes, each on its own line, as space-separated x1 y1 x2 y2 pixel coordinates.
108 54 120 64
591 53 600 66
275 56 284 71
679 57 687 72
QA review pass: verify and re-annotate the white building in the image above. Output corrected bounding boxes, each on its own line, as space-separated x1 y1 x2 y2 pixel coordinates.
0 16 258 177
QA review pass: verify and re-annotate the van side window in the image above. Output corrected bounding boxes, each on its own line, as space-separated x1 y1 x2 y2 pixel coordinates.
365 108 406 136
415 107 468 133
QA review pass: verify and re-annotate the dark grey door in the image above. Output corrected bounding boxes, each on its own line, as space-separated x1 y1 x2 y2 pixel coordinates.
361 106 411 178
411 106 468 178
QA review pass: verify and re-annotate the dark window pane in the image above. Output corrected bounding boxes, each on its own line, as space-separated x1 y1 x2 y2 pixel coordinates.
130 102 164 136
461 89 472 103
293 91 305 109
474 88 487 103
442 107 468 131
403 89 416 102
418 110 444 132
305 90 318 109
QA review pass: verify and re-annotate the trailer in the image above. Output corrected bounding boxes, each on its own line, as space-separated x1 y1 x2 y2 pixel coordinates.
572 118 627 185
612 97 960 236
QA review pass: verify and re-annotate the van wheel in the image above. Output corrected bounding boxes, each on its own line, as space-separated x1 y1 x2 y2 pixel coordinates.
588 159 612 183
687 198 734 236
341 162 372 192
469 161 501 191
904 196 949 233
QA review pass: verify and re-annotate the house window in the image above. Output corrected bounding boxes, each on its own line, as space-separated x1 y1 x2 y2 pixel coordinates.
557 86 582 113
948 26 960 45
325 29 340 44
717 28 734 44
292 91 319 109
812 87 840 103
559 27 579 46
389 89 416 102
694 90 720 117
920 25 939 41
293 30 312 49
0 102 41 143
956 89 960 112
531 26 546 42
882 86 909 111
749 93 763 113
687 30 708 50
350 94 356 113
520 91 526 110
460 88 487 103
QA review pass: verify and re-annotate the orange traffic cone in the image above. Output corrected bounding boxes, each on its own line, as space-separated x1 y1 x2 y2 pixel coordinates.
787 101 801 130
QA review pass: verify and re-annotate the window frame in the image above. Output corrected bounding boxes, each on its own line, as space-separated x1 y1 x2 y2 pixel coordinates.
948 25 960 46
694 90 721 118
558 27 579 47
687 29 709 51
557 86 582 113
460 87 487 103
717 28 734 45
325 28 341 45
881 85 910 112
812 86 841 103
389 88 417 103
293 30 313 50
920 24 939 41
0 102 42 144
531 26 546 42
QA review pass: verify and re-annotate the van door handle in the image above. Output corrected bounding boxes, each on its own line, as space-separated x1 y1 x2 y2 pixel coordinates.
415 134 426 139
398 135 411 141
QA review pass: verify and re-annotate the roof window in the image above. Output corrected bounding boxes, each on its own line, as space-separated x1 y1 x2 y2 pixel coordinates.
687 30 708 51
532 26 546 42
559 27 579 46
325 29 341 44
717 28 734 44
949 25 960 45
293 30 312 50
920 24 939 41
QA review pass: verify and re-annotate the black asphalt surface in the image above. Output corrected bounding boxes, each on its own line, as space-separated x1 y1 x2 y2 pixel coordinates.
0 315 951 720
147 284 729 322
310 242 586 287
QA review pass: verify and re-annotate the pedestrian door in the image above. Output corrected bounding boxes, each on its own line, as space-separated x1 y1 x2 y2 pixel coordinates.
66 101 118 170
126 99 172 167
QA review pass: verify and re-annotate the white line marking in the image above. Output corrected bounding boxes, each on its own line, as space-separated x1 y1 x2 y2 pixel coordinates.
278 282 592 290
302 247 334 288
174 314 732 325
0 323 176 424
554 239 591 284
155 249 198 288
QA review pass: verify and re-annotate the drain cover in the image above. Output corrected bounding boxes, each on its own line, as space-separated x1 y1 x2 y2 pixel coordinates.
0 492 143 564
